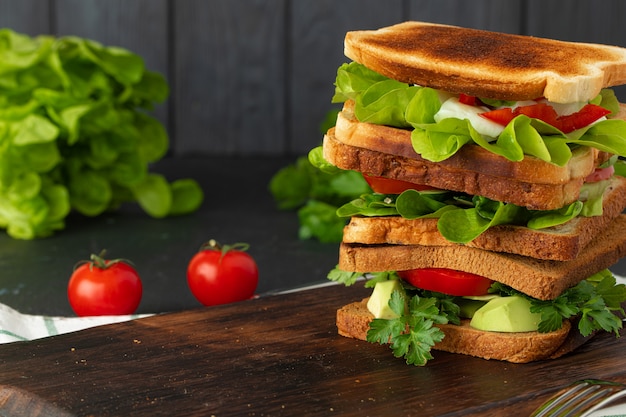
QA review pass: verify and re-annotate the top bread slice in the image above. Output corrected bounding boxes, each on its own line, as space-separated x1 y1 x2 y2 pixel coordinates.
344 21 626 103
324 101 615 210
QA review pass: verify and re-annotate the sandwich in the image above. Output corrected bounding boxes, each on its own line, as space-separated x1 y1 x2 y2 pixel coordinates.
313 21 626 365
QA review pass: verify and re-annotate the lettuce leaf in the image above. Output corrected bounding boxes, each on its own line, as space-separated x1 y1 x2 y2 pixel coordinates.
0 29 203 239
333 62 626 165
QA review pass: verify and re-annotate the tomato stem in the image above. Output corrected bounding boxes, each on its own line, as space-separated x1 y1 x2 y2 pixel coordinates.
200 239 250 257
73 249 134 271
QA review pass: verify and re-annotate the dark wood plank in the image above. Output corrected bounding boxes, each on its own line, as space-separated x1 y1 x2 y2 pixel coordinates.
289 0 405 155
0 284 624 416
0 0 50 36
53 0 170 138
173 0 287 156
407 0 523 33
526 0 626 101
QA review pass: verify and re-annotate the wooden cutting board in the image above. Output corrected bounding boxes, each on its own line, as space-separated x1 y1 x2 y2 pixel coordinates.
0 283 624 417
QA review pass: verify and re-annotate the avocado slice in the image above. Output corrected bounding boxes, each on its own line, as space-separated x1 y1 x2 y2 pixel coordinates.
367 280 405 319
470 295 541 332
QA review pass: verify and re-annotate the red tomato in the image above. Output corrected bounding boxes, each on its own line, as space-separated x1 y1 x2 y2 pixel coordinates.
481 103 610 133
68 252 142 316
398 268 494 296
585 165 615 183
187 239 259 306
364 175 437 194
556 104 611 133
459 94 479 106
480 107 515 125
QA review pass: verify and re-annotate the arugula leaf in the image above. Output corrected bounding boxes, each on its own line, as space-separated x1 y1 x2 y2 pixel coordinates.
0 30 203 239
335 183 597 244
367 290 448 366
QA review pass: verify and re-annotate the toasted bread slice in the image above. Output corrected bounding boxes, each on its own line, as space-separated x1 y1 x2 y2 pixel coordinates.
342 175 626 261
344 21 626 103
324 101 615 210
337 298 586 363
339 215 626 301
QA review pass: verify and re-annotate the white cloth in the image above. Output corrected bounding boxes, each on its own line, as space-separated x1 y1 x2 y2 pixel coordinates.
0 302 152 343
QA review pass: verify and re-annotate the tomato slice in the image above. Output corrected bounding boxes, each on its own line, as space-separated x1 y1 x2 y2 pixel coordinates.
398 268 494 296
514 103 559 126
480 107 515 125
481 103 610 133
556 104 611 133
364 175 437 194
459 94 479 106
585 165 615 183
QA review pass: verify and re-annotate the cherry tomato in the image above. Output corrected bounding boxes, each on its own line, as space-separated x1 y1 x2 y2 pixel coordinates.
585 165 615 183
364 175 437 194
68 251 143 316
187 239 259 306
398 268 494 296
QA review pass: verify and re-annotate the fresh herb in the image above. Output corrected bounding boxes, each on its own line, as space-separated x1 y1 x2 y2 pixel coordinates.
367 290 449 366
0 30 203 239
492 271 626 336
269 143 370 243
327 266 395 288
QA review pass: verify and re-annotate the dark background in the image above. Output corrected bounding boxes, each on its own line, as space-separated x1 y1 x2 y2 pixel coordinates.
0 0 625 316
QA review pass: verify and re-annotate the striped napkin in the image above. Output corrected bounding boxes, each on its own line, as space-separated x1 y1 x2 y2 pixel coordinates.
0 303 152 343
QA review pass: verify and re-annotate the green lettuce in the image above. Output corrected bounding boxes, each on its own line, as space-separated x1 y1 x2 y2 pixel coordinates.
337 178 608 243
333 62 626 165
0 29 203 239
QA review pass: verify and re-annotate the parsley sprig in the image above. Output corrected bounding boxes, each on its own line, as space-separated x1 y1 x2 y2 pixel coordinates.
494 271 626 336
367 291 451 366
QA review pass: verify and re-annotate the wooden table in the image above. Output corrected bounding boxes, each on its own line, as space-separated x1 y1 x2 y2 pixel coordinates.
0 282 624 417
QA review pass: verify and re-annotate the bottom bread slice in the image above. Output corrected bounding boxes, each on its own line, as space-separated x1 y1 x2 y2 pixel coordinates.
336 298 590 363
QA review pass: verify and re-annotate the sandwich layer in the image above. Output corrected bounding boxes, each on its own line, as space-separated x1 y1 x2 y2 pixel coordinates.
337 298 581 363
325 101 618 210
342 175 626 261
344 21 626 103
339 215 626 301
334 100 606 185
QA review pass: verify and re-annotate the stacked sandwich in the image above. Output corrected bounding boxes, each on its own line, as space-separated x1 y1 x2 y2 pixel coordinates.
317 21 626 365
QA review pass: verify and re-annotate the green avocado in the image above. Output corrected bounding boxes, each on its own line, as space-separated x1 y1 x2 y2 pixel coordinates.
470 295 541 332
367 280 405 319
457 295 500 318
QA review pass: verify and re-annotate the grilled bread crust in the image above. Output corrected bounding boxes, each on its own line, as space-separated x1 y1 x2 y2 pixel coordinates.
324 101 618 210
338 215 626 301
342 175 626 261
344 21 626 103
336 298 585 363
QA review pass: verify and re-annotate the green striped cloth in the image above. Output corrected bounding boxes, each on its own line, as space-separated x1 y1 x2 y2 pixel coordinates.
0 304 152 343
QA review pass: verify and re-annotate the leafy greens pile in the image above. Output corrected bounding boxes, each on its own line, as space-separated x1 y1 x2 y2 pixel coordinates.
268 113 371 243
0 29 203 239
